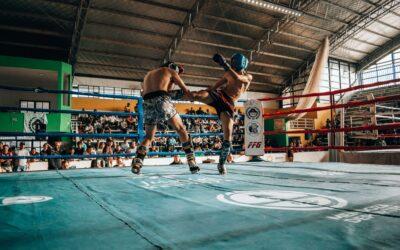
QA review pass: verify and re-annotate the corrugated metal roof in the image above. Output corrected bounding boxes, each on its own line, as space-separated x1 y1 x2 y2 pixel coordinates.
0 0 400 93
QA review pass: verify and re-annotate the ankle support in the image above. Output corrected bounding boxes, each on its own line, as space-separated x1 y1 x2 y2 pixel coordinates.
219 140 232 165
135 145 147 161
182 141 195 162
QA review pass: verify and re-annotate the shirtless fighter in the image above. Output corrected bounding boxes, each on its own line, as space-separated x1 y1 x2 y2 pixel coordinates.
189 53 252 174
131 61 200 174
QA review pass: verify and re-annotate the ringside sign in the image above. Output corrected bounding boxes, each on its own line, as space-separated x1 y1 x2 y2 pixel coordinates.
244 100 264 156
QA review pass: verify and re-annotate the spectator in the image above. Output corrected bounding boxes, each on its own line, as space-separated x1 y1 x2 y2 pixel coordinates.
84 146 98 168
29 148 40 162
48 141 62 170
124 103 131 112
120 139 130 151
126 141 137 158
170 155 183 165
75 141 85 155
1 145 13 173
14 142 30 172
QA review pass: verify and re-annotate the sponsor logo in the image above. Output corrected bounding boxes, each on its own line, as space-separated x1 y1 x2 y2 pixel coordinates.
246 107 260 120
247 122 261 136
28 117 45 133
2 196 53 206
247 142 262 149
217 190 347 211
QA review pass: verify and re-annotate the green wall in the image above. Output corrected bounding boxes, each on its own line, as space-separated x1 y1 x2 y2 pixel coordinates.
0 113 24 132
265 119 289 147
0 55 72 133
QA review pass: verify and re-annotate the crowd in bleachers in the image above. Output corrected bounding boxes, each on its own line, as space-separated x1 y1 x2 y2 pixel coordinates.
1 106 245 173
75 105 245 153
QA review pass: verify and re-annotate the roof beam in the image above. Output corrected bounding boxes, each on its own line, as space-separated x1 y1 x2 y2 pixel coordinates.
79 49 159 63
330 0 400 52
245 0 320 64
358 0 400 20
91 7 181 26
358 33 400 70
322 0 400 32
177 61 289 79
0 25 69 38
130 0 190 13
0 41 65 51
182 38 297 70
69 0 91 67
81 36 166 52
76 62 278 91
192 27 303 61
162 0 208 63
86 21 174 39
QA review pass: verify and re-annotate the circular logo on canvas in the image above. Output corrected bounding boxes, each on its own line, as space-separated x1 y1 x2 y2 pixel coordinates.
2 196 53 206
247 122 261 136
246 107 260 120
217 190 347 211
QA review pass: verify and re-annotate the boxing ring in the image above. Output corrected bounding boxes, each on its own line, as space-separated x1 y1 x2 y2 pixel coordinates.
1 163 400 249
1 80 400 249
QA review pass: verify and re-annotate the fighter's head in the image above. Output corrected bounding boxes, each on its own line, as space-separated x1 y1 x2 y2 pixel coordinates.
231 53 249 72
161 61 184 74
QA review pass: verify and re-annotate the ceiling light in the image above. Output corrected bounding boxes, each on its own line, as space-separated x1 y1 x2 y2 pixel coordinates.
238 0 302 17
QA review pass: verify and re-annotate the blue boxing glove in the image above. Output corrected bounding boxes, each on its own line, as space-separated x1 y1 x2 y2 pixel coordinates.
213 53 231 71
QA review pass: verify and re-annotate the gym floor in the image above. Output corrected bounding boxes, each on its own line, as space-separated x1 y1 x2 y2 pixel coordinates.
1 162 399 249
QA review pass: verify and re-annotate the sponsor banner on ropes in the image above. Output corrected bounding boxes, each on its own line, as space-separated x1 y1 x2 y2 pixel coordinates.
244 100 264 156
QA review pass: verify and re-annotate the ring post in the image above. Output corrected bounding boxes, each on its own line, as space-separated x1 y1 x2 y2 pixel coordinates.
137 97 145 142
244 100 265 162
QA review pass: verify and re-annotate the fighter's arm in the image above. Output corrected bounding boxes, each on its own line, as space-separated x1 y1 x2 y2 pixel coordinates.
167 81 175 92
208 77 227 91
170 69 192 97
244 74 253 92
212 54 241 80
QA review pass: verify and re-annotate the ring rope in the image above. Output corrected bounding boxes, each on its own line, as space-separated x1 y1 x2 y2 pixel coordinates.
0 106 138 117
259 78 400 102
0 85 141 100
0 150 232 160
264 122 400 136
263 94 400 118
0 132 223 138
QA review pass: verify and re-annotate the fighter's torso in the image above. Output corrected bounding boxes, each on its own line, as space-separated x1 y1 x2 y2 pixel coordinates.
221 72 252 101
142 68 173 95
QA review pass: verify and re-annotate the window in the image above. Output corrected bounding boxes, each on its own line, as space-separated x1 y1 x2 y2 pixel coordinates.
20 101 50 112
72 85 141 100
361 47 400 85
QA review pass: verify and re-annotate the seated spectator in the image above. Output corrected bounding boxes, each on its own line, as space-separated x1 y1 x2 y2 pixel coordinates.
84 124 95 134
14 142 30 172
85 146 98 168
196 107 205 115
48 141 62 170
126 141 137 158
120 139 129 151
170 155 183 165
41 143 51 156
62 148 76 170
1 145 13 173
75 141 85 155
124 103 131 112
29 148 40 162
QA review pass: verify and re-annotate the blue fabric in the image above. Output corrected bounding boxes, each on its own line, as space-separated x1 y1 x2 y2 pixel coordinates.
1 162 400 249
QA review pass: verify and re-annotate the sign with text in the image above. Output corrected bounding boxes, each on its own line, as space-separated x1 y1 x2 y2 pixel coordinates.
244 100 264 156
